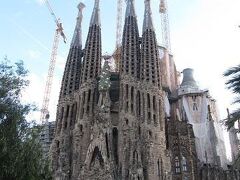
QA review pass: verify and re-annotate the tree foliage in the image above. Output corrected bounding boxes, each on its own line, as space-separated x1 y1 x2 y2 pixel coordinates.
223 64 240 130
0 58 52 180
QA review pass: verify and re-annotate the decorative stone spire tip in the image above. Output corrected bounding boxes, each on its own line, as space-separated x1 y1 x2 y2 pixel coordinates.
143 0 154 32
125 0 136 18
90 0 101 26
71 2 85 47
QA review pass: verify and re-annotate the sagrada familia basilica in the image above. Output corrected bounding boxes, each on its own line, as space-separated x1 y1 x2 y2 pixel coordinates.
49 0 240 179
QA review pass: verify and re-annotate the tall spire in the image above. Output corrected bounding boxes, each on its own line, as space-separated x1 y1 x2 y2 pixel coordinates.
60 3 85 97
71 2 85 47
90 0 100 26
140 0 161 88
143 0 154 32
120 0 140 78
125 0 136 18
80 0 102 84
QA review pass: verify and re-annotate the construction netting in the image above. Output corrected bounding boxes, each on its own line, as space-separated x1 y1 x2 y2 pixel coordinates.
182 95 227 167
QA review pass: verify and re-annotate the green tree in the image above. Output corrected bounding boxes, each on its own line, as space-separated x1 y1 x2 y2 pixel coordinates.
223 64 240 130
0 58 52 180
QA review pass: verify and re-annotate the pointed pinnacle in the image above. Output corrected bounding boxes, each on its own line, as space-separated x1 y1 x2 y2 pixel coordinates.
90 0 101 26
78 2 85 11
143 0 154 32
125 0 136 18
71 2 85 47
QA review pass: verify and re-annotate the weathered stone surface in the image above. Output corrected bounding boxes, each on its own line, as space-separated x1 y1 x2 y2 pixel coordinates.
50 1 239 180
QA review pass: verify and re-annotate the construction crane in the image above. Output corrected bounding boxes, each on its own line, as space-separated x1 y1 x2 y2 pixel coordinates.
113 0 123 72
40 0 66 124
159 0 171 51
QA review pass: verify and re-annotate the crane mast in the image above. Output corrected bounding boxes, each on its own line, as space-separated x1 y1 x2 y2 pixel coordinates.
160 0 171 51
40 0 66 124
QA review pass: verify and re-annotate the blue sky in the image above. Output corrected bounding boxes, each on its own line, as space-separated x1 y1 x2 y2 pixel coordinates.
1 0 240 126
0 0 199 73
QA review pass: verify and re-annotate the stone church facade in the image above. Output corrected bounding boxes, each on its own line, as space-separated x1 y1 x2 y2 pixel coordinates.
50 0 240 179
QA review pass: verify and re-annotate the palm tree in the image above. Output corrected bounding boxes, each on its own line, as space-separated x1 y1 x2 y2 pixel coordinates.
223 64 240 130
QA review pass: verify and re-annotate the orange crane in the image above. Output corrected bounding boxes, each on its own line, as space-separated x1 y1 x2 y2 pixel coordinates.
159 0 171 51
113 0 123 72
40 0 66 124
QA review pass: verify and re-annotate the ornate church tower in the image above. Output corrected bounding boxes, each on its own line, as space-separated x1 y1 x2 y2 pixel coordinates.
50 0 240 179
70 0 111 179
118 0 171 179
50 2 85 180
51 1 104 179
51 0 172 179
118 0 142 179
80 0 101 84
139 0 171 178
60 3 85 98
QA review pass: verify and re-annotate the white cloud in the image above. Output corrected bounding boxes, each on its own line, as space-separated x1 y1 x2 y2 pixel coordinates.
22 72 61 124
168 0 240 160
170 0 240 119
56 55 66 71
36 0 45 6
28 50 41 60
22 52 65 123
22 73 44 123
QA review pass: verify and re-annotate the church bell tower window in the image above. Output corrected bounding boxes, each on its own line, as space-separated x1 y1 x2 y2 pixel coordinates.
175 156 181 173
182 156 187 172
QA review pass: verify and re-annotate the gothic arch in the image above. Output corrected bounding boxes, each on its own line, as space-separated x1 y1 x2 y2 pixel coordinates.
90 146 104 169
